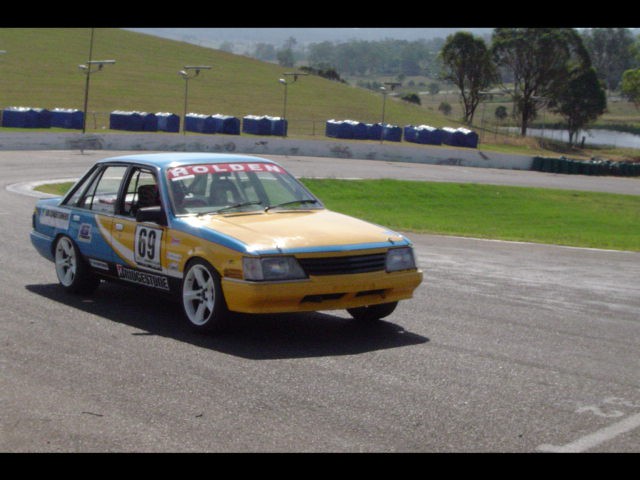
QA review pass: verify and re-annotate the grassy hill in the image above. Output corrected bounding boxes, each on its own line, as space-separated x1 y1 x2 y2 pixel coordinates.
0 28 453 136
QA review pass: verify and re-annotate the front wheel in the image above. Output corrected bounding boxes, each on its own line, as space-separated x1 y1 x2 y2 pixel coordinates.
181 259 229 332
347 302 398 321
54 235 100 294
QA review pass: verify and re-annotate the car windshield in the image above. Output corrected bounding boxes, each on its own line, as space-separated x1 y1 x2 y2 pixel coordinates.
166 162 322 216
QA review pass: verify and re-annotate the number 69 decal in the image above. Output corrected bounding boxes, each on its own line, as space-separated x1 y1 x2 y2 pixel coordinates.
135 225 163 270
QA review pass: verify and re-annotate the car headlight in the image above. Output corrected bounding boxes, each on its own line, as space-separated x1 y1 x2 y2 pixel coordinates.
243 256 307 281
385 247 417 272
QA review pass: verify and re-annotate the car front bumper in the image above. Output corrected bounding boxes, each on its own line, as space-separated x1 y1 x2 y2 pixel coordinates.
221 269 423 314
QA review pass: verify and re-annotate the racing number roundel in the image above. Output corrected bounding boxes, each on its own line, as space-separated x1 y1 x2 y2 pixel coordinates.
134 225 163 270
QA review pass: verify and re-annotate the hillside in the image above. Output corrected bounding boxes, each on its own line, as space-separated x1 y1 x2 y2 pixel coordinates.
0 28 455 136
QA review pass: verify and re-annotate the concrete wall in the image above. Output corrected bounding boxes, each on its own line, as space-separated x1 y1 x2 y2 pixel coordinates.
0 131 535 170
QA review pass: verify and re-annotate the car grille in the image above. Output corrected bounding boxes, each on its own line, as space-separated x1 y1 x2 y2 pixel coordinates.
298 252 386 276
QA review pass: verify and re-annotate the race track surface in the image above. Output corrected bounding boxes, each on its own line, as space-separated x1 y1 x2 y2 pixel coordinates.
2 150 639 452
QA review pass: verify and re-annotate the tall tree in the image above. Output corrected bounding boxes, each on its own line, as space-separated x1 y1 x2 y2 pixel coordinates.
440 32 497 125
621 68 640 109
491 28 591 136
551 67 607 146
582 28 636 91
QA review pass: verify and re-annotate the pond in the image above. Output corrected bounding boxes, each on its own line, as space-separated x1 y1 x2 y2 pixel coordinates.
507 128 640 149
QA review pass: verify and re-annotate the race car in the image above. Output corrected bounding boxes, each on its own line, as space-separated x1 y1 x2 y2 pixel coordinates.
30 153 423 332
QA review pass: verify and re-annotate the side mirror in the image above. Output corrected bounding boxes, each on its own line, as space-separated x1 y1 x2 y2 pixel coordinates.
136 206 167 226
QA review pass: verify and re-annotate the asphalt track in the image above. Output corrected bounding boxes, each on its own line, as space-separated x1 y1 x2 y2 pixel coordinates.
1 150 639 452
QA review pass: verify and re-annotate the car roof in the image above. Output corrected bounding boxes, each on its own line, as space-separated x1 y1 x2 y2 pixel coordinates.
96 152 281 170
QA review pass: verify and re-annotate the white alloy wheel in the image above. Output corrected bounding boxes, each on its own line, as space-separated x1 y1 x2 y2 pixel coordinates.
53 235 100 294
55 236 77 287
181 260 227 330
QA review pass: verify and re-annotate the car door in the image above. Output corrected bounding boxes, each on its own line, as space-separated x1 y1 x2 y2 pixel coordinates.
109 167 171 292
64 164 129 272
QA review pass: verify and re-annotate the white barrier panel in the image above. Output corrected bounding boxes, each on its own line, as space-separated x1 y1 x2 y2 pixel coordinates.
0 132 534 170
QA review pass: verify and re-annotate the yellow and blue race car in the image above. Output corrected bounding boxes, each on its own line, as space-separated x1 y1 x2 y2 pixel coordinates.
31 153 423 332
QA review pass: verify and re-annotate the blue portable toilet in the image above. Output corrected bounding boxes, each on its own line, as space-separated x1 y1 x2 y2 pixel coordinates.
51 108 83 129
383 124 402 142
142 112 158 132
156 112 180 133
110 111 139 131
367 123 383 140
32 108 52 128
185 113 207 133
441 127 458 146
325 119 341 138
403 125 418 143
211 114 240 135
243 115 273 135
348 120 368 140
453 128 479 148
416 125 443 145
2 107 49 128
109 111 125 130
268 116 287 136
242 115 259 135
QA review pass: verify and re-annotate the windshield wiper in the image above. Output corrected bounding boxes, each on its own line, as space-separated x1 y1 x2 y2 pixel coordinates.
194 201 264 216
216 200 263 213
264 199 319 212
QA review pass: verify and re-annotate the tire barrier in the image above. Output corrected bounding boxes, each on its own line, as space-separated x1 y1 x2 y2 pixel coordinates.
242 115 287 136
531 156 640 177
325 119 402 142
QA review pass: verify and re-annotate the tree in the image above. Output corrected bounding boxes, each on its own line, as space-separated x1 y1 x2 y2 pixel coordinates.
621 68 640 108
440 32 497 124
401 93 421 105
438 102 452 116
253 43 277 62
582 28 636 91
494 105 508 122
551 67 607 146
492 28 591 136
277 48 295 67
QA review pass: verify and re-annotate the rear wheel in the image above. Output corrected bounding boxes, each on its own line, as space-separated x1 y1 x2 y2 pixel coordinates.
54 235 100 294
181 259 229 332
347 301 398 321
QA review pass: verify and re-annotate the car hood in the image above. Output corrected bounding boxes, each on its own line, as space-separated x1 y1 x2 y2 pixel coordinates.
193 209 408 254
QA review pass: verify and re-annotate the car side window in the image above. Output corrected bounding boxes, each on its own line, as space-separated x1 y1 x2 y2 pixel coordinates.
78 165 128 214
121 168 159 217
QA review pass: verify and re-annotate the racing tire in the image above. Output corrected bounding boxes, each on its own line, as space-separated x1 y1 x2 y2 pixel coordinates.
54 235 100 295
347 301 398 321
181 258 229 332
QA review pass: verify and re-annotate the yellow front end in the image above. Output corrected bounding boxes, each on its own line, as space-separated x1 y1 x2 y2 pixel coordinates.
221 248 423 314
172 209 423 315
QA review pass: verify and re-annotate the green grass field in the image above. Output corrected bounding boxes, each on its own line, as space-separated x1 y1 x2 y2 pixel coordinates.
35 179 640 252
301 179 640 251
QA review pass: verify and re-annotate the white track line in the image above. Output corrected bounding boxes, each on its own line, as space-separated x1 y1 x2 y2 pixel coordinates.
537 412 640 452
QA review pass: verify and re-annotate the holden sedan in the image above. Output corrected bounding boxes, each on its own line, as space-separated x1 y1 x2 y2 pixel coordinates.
31 153 423 332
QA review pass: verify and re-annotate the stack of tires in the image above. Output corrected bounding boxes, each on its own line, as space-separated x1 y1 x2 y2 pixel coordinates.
531 156 640 177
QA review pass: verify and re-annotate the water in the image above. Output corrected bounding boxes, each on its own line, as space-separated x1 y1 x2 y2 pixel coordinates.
508 128 640 149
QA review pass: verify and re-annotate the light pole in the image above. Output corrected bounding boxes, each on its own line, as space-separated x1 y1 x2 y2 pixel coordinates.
0 51 5 116
79 29 115 134
278 72 307 137
179 65 211 135
380 82 400 143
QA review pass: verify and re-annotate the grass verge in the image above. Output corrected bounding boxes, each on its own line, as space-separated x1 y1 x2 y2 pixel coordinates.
35 179 640 251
